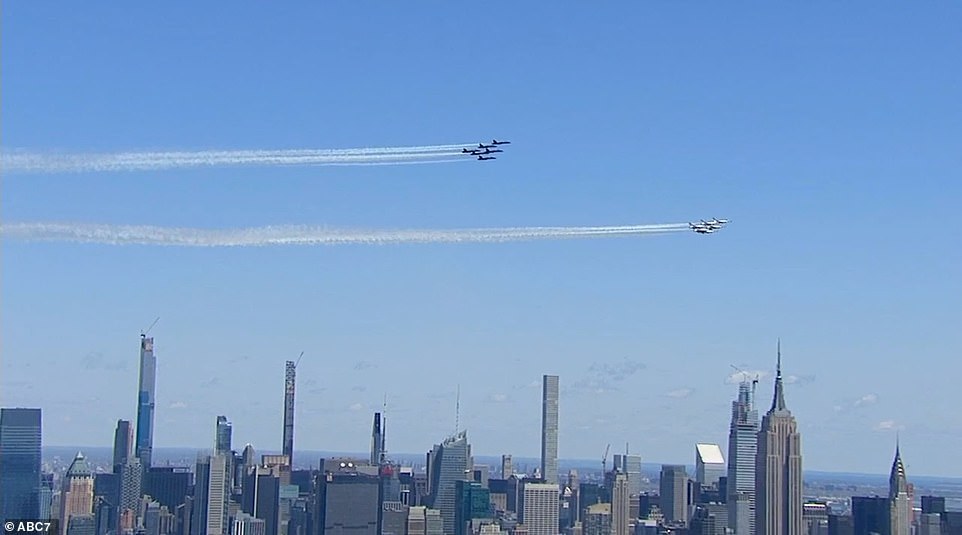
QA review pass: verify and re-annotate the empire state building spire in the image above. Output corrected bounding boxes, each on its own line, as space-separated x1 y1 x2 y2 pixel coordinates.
771 339 788 413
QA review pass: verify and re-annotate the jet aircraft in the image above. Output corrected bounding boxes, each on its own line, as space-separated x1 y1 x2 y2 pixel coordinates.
477 155 496 161
491 139 511 145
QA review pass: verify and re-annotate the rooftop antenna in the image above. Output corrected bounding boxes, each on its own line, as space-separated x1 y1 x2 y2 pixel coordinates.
141 317 160 338
294 351 304 368
455 385 461 435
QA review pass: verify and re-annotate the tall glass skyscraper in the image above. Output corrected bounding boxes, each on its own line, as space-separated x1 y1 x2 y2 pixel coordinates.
427 431 472 535
0 408 42 523
727 377 759 535
215 416 232 455
136 336 157 468
541 375 559 486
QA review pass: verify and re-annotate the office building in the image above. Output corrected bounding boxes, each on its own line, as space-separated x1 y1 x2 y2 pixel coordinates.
696 444 725 488
193 453 229 535
39 474 53 521
502 455 513 479
282 360 297 463
425 508 444 535
727 376 759 535
60 453 94 529
455 480 491 535
136 335 158 468
408 506 428 535
232 513 266 535
427 431 472 535
611 473 630 535
242 466 279 535
145 467 191 512
382 501 409 535
541 375 560 486
613 454 643 497
0 408 42 522
756 342 803 535
65 514 96 535
918 513 941 535
889 443 910 535
215 416 232 455
921 496 945 515
660 465 689 525
803 502 829 535
315 465 379 535
583 504 611 535
113 420 133 472
853 496 889 535
521 482 560 535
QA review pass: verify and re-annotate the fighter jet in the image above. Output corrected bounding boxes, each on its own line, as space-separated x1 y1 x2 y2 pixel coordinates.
689 222 716 234
708 218 730 225
477 143 495 149
477 155 496 161
471 148 503 155
461 148 474 154
491 139 511 145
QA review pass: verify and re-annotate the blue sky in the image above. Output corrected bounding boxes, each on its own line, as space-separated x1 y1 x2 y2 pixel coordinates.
2 3 961 477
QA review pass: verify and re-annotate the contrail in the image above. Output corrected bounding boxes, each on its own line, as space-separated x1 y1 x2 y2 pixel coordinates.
1 222 691 247
1 143 482 174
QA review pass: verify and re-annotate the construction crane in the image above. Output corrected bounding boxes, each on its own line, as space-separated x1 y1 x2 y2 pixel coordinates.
602 443 610 476
294 351 304 368
731 364 760 399
141 317 160 338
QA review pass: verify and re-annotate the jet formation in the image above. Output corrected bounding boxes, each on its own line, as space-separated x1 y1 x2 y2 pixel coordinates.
689 218 730 234
462 139 511 161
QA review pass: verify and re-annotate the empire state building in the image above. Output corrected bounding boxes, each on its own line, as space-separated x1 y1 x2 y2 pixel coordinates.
755 341 803 535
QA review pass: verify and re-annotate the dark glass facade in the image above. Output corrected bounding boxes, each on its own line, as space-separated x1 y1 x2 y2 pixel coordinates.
0 408 42 523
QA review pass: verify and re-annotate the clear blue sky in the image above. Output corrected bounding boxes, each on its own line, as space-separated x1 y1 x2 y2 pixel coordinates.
3 3 961 477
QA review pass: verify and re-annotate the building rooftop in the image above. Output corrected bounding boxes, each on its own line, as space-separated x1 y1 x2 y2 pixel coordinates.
696 444 725 465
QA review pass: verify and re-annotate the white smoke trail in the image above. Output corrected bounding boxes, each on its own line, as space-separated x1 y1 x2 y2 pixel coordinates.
1 143 484 174
1 222 691 247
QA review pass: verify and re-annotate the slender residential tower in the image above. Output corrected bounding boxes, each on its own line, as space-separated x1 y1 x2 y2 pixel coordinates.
282 360 296 463
541 375 559 486
727 376 759 535
755 341 803 535
135 335 157 468
889 439 910 535
371 412 385 466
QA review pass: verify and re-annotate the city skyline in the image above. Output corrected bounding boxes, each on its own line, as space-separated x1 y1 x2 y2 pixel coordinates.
4 2 961 480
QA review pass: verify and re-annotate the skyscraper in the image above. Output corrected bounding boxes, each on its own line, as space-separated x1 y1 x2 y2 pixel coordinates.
727 375 759 535
113 420 132 473
282 360 296 463
215 416 233 455
755 342 803 535
659 465 689 525
696 444 725 488
541 375 559 486
889 441 910 535
315 466 379 535
136 335 157 468
371 412 385 466
501 455 513 480
520 482 560 535
427 431 472 535
60 453 94 529
613 453 642 497
0 408 42 523
193 454 229 535
610 473 630 535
